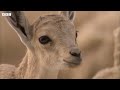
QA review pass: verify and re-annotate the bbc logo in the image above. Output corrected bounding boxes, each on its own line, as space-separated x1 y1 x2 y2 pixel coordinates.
2 13 11 16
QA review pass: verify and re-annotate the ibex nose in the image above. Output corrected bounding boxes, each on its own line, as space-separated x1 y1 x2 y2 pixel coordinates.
70 48 81 57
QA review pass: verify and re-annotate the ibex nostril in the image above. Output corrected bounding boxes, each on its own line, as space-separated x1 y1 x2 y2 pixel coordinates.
70 52 80 57
70 48 81 57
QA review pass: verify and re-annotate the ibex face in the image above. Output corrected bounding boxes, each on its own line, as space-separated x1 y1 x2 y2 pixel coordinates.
5 11 82 70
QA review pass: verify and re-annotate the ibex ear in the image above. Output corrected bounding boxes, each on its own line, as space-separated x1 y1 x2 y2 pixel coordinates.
59 11 75 22
4 11 32 47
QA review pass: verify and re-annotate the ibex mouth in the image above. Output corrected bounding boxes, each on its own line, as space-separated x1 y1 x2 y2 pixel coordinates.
63 59 81 67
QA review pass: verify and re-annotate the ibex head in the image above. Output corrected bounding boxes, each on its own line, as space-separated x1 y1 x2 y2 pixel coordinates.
5 11 82 70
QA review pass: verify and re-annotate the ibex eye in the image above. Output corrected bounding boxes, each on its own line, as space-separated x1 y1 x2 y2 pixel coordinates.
39 36 51 44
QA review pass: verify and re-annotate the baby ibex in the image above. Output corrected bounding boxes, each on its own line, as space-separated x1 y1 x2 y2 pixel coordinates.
0 11 81 79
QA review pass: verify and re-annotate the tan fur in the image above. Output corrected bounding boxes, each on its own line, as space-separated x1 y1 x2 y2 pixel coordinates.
0 64 16 79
